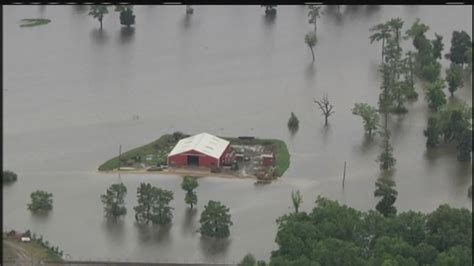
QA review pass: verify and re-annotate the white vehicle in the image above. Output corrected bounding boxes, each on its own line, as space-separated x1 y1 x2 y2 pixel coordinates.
20 237 31 243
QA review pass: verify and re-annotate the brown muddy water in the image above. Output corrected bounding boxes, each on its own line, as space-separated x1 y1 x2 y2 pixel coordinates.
3 5 472 263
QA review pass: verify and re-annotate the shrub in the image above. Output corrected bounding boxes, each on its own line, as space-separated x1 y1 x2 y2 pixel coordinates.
3 170 18 184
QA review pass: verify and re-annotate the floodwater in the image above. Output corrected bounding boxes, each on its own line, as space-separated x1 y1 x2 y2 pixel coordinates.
3 5 472 263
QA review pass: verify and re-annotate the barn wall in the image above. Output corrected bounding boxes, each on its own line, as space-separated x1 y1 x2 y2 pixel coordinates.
168 149 219 168
219 144 231 166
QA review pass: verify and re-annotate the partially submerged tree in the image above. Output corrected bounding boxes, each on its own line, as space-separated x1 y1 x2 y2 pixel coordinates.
307 5 322 34
3 170 18 184
199 200 233 238
28 190 53 212
291 190 303 213
89 5 109 30
387 17 404 54
313 95 335 126
119 7 135 27
369 22 391 63
374 177 398 217
304 31 317 62
151 188 174 225
377 129 396 171
100 183 127 218
352 103 380 136
134 183 156 224
425 79 447 111
186 5 194 15
181 176 198 209
261 5 277 16
445 64 464 96
287 112 299 130
445 30 472 67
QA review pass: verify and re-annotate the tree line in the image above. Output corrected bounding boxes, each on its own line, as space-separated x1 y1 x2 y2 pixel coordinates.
240 194 472 266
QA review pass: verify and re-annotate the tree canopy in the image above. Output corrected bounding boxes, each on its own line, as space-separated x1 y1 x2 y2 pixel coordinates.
199 200 233 238
28 190 53 212
100 183 127 218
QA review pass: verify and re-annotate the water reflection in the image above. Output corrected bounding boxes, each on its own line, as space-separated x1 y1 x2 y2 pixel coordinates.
182 14 192 30
365 5 381 16
102 218 125 243
29 211 52 224
90 29 109 45
135 223 172 243
262 14 276 27
354 134 378 156
119 27 135 44
38 5 45 16
305 63 316 81
199 236 231 258
181 208 198 236
73 5 88 14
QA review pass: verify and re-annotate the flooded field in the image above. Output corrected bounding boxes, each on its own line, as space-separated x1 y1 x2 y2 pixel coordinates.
3 5 472 263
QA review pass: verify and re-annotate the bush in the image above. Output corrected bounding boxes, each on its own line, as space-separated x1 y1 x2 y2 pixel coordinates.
3 170 18 184
27 190 53 212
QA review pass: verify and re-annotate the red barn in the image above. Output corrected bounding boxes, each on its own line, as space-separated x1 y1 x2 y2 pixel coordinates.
167 133 231 168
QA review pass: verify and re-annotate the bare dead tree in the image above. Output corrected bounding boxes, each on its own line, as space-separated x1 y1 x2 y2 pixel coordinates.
314 94 335 126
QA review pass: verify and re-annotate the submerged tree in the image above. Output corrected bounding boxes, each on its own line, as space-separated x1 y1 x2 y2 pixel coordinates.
304 31 317 62
151 188 174 225
307 5 322 34
287 112 299 130
445 64 464 96
445 30 472 67
374 177 398 217
134 183 156 224
200 200 233 238
28 190 53 212
425 79 447 111
119 7 135 27
291 190 303 213
352 103 380 136
100 183 127 218
369 22 391 63
262 5 277 16
3 170 18 184
313 94 335 126
387 17 404 55
424 117 441 148
181 176 198 209
89 5 109 30
377 129 396 171
457 129 472 161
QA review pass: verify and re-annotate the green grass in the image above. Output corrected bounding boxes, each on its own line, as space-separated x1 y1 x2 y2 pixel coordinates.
19 18 51 27
3 239 63 263
98 134 177 171
98 134 291 177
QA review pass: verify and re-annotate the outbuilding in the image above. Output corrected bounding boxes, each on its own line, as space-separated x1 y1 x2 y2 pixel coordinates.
167 133 231 168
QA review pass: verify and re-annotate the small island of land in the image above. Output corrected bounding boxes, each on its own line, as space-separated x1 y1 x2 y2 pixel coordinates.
19 18 51 27
98 133 290 181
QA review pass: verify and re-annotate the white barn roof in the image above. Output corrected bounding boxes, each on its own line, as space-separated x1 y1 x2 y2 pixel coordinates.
168 133 230 159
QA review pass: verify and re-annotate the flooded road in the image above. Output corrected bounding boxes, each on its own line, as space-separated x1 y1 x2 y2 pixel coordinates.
3 5 472 263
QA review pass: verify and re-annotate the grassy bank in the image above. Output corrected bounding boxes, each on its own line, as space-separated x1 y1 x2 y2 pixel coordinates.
3 239 63 263
98 134 177 171
98 134 290 177
20 18 51 27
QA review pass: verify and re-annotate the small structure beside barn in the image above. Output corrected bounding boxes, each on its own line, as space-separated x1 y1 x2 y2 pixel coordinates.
261 153 274 166
167 133 231 168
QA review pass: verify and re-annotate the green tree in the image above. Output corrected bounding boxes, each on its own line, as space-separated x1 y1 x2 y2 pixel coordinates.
404 18 429 50
240 253 257 266
287 112 299 130
352 103 380 136
431 33 444 60
3 170 18 184
291 190 303 213
425 79 446 111
445 63 463 96
307 5 322 34
374 177 397 217
414 243 438 265
434 245 472 266
426 204 472 252
424 117 441 148
313 238 366 266
304 32 317 62
313 94 334 126
401 51 418 100
387 18 404 55
199 200 233 238
151 188 174 224
181 176 198 209
466 47 472 73
100 183 127 218
119 7 135 27
370 22 391 63
445 30 472 67
133 183 156 224
28 190 53 212
88 5 108 30
377 130 396 171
